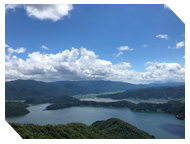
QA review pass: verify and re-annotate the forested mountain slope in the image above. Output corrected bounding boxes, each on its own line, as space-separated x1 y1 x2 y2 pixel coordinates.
9 118 154 139
5 79 184 100
98 85 185 99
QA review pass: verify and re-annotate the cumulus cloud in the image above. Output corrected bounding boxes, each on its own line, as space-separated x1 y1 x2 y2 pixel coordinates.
5 4 73 21
5 45 26 61
118 46 133 51
7 47 26 54
5 46 185 84
156 34 169 40
144 62 185 83
41 45 49 50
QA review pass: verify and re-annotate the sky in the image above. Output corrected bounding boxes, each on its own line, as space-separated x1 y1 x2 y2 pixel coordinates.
5 4 185 84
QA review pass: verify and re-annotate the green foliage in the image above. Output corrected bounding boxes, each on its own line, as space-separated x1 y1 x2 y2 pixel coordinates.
46 100 136 110
91 118 155 139
5 102 29 117
98 85 185 99
49 95 81 104
9 118 154 139
46 99 185 120
24 97 47 104
131 101 185 120
5 79 149 100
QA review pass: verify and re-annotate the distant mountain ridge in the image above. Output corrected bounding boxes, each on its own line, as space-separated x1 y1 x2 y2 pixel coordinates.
5 79 185 100
98 85 185 100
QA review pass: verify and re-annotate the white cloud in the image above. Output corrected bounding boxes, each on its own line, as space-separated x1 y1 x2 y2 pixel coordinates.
5 45 26 60
118 46 133 51
144 62 185 83
156 34 169 40
183 55 185 59
41 45 49 50
115 52 123 57
5 4 73 21
5 46 185 84
169 41 185 49
112 62 131 70
141 44 148 48
176 41 185 49
7 47 26 54
5 4 22 12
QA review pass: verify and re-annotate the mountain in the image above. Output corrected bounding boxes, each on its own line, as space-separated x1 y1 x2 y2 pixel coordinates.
9 118 154 139
98 85 185 100
146 82 185 87
5 79 139 100
5 79 185 100
91 118 155 139
5 79 92 100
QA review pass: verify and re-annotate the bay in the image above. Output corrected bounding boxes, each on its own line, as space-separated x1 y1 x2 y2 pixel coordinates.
6 103 185 139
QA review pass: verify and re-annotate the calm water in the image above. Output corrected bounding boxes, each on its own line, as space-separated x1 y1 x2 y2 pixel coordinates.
6 103 185 139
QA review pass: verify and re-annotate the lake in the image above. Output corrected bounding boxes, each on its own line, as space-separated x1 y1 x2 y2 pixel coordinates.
6 103 184 139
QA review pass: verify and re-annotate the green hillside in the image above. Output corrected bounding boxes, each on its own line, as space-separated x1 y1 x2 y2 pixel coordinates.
9 118 154 139
46 99 185 120
98 85 185 99
5 102 29 117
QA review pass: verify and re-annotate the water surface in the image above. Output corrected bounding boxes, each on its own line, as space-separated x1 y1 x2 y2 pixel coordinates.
6 103 184 139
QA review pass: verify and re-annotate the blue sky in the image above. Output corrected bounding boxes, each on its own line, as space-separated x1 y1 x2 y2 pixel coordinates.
5 4 185 84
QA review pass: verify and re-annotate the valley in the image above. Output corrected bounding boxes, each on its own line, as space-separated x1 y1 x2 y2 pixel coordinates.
5 79 185 139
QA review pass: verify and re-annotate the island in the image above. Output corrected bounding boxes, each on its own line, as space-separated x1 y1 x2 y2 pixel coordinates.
46 98 185 120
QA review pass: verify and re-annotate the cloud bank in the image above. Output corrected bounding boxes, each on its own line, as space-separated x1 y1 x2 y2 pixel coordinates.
5 45 185 84
5 4 73 21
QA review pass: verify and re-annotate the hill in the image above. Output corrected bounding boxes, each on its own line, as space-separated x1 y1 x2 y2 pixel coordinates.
9 118 154 139
5 79 91 100
5 79 142 100
5 102 29 117
46 99 185 120
98 85 185 100
5 79 184 100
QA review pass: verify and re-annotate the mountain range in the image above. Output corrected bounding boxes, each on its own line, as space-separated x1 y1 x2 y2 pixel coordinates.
5 79 185 100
